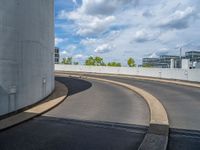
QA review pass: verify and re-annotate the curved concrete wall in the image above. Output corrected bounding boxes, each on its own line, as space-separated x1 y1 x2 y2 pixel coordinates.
0 0 54 116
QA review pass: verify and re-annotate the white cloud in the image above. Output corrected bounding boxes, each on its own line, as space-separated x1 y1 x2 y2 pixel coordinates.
148 52 159 58
142 10 153 17
59 44 77 59
73 54 88 64
158 7 196 29
74 54 84 59
72 0 78 5
134 29 159 43
58 4 116 36
58 10 69 19
55 37 65 46
76 15 115 36
73 54 88 61
80 0 133 16
67 45 77 52
61 50 68 55
55 0 200 64
60 50 69 60
146 48 170 58
94 44 113 53
81 38 97 46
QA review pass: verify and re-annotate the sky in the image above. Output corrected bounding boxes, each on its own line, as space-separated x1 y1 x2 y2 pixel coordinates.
55 0 200 65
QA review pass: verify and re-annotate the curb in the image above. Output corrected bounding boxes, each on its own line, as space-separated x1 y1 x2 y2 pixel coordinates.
0 81 68 131
55 71 200 89
57 73 169 150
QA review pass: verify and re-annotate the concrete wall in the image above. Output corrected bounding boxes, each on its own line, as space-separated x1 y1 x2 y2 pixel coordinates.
55 64 200 82
0 0 54 116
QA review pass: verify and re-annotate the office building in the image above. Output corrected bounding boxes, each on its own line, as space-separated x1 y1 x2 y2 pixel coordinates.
142 55 181 68
159 55 181 68
185 51 200 62
55 47 60 64
142 58 159 65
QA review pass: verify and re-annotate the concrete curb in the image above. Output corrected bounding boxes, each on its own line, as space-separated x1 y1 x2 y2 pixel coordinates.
0 81 68 131
57 73 169 150
56 71 200 89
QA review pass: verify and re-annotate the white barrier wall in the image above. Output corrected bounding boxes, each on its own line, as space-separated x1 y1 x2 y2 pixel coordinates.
55 64 200 83
0 1 54 116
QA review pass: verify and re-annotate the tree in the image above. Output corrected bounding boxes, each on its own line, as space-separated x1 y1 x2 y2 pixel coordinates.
85 56 106 66
142 64 153 68
127 57 136 67
61 58 67 64
94 56 106 66
73 62 79 65
107 62 121 67
61 57 72 65
85 56 95 66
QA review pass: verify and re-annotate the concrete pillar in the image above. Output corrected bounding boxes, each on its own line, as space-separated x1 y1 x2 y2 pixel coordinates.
170 59 175 68
182 59 190 69
0 0 54 116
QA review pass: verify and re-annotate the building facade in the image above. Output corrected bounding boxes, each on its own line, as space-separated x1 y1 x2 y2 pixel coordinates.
142 51 200 69
185 51 200 62
55 47 60 64
142 55 181 68
0 0 54 116
142 58 159 66
159 55 181 68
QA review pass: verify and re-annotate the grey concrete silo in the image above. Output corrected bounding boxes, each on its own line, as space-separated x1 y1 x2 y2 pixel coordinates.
0 0 54 115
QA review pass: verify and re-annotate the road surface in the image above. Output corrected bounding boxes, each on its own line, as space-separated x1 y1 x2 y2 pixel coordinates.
85 74 200 131
0 76 149 150
0 75 200 150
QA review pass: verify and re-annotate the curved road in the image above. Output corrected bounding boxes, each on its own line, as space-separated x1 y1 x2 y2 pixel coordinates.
46 77 149 125
0 76 149 150
83 74 200 131
0 74 200 150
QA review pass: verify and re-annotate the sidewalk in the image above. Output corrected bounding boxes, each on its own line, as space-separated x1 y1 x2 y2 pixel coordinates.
0 81 68 131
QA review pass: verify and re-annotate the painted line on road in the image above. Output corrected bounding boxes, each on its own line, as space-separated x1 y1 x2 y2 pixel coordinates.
0 81 68 131
56 73 169 150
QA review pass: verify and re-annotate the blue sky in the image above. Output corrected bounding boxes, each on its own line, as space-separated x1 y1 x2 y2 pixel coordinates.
55 0 200 65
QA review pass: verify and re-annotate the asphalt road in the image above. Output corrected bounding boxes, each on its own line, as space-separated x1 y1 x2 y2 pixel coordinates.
0 116 146 150
0 75 200 150
46 77 149 126
0 76 149 150
85 75 200 131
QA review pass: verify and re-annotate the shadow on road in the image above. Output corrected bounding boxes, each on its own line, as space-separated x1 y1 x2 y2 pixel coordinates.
167 128 200 150
0 115 146 150
0 76 200 150
55 76 92 96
